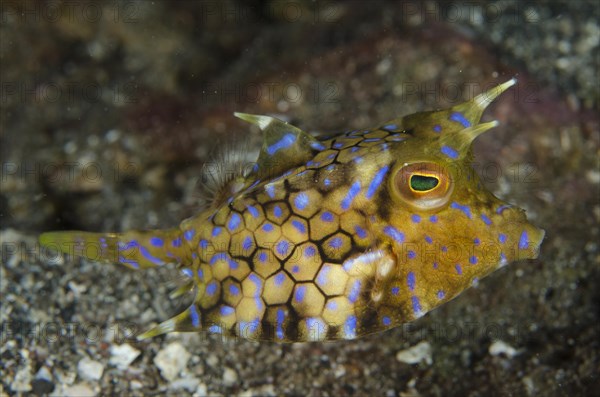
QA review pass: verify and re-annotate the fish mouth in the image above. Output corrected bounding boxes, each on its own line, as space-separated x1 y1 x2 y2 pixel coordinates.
526 225 545 259
509 222 545 262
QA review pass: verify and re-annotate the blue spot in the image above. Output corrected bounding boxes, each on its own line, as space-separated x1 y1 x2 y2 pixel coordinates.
119 256 139 268
383 123 398 130
247 205 259 218
499 234 507 244
425 236 433 244
326 165 335 172
441 246 448 253
292 265 299 273
344 315 357 339
437 290 445 299
411 296 422 315
258 251 268 262
229 284 240 296
181 268 193 278
227 213 241 231
348 280 361 303
333 142 344 149
118 240 139 251
276 309 286 340
323 178 331 187
172 237 182 247
304 246 316 257
150 237 164 247
274 273 286 286
262 223 274 232
481 214 492 226
294 192 309 210
197 268 204 279
273 205 283 218
353 156 364 164
327 301 338 311
407 272 416 291
292 219 306 233
519 230 529 249
391 286 400 296
328 237 342 249
351 147 360 153
382 316 391 326
354 226 367 239
208 325 223 334
441 145 459 159
433 124 442 133
189 305 200 327
341 181 361 210
411 214 421 223
310 141 326 151
276 240 289 257
295 285 306 302
220 306 235 316
320 211 334 222
210 252 228 265
449 111 471 127
211 227 222 238
317 266 330 285
139 246 165 266
366 165 390 199
408 250 416 259
248 273 262 290
363 138 381 143
388 135 407 142
469 256 478 265
451 202 472 218
473 237 481 245
184 229 195 241
206 281 218 296
496 204 511 214
242 236 253 251
199 239 209 250
433 262 439 269
267 133 296 155
239 319 260 335
455 264 463 275
265 184 276 199
384 226 404 243
430 215 438 223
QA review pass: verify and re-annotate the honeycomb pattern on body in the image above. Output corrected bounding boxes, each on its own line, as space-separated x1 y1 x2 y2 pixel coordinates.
187 126 413 341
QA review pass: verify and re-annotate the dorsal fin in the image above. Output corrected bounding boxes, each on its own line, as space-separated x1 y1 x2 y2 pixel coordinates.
393 78 517 137
234 113 325 181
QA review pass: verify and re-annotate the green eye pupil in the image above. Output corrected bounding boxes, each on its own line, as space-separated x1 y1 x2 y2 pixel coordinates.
410 175 439 191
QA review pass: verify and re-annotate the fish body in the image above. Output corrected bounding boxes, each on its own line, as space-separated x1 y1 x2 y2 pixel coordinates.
40 79 544 342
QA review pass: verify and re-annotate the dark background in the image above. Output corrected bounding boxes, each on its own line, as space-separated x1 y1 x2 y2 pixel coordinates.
1 1 598 395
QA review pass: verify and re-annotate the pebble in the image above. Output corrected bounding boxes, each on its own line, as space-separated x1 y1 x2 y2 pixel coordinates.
109 344 141 370
77 358 104 381
60 382 97 397
395 341 433 365
169 376 201 392
153 342 191 382
222 367 239 387
10 367 32 393
489 340 519 358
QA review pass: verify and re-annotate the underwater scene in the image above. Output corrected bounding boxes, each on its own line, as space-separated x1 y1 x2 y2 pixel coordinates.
1 1 598 396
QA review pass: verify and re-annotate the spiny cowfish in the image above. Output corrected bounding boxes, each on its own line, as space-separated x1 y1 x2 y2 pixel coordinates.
40 79 544 342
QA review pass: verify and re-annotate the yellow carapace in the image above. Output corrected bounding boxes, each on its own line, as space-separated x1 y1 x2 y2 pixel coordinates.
40 79 544 342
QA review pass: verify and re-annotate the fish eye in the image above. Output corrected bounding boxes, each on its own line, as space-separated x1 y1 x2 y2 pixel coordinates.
410 174 439 192
392 162 453 211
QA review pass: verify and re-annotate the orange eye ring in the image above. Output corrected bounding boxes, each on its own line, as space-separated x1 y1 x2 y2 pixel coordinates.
392 162 453 211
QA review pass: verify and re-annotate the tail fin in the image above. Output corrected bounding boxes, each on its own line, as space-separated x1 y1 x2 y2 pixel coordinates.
39 228 192 270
